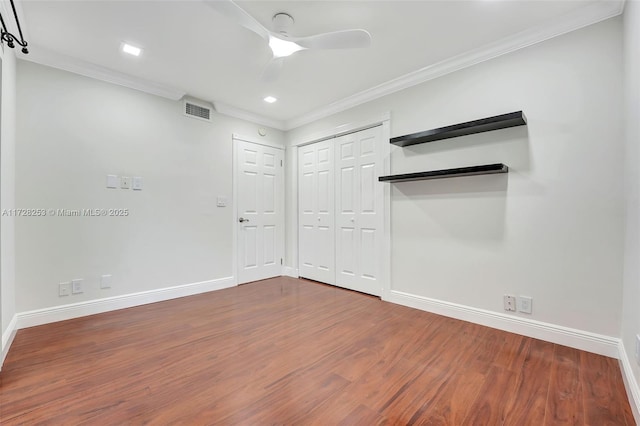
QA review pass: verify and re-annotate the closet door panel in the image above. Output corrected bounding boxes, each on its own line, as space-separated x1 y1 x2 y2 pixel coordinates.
335 126 383 296
298 140 335 284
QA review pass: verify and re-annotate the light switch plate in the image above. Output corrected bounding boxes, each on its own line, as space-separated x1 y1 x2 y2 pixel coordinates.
132 176 143 191
121 176 131 189
107 175 119 189
100 274 112 289
217 196 227 207
71 279 83 294
59 282 71 297
518 296 533 314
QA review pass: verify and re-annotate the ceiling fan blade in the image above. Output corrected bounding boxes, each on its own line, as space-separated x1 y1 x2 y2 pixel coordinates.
203 0 270 41
295 29 371 50
261 57 285 82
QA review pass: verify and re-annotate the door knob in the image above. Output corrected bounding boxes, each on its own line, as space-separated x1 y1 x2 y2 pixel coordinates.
239 217 250 223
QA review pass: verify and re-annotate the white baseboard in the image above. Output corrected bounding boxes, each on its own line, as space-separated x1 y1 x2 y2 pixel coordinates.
17 277 236 330
282 267 299 278
619 340 640 424
385 289 620 358
1 314 18 370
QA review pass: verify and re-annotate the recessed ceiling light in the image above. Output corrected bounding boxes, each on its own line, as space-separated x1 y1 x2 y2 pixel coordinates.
122 43 142 57
264 96 277 104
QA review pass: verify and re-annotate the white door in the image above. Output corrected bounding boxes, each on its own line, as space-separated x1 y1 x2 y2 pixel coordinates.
236 139 284 284
298 140 335 283
335 126 384 296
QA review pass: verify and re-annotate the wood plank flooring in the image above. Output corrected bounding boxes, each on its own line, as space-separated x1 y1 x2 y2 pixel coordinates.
0 277 635 425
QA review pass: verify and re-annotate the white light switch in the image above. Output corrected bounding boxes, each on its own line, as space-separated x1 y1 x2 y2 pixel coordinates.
132 176 143 191
107 175 119 189
59 282 71 297
121 176 131 189
217 196 227 207
71 279 83 294
101 274 112 289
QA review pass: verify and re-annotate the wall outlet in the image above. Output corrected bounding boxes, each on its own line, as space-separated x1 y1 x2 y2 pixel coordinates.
71 279 83 294
503 295 516 312
518 296 533 314
59 282 71 297
636 334 640 366
100 274 112 289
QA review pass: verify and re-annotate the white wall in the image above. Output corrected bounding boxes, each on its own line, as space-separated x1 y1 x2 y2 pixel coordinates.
622 0 640 416
15 61 283 313
1 47 17 363
287 17 624 337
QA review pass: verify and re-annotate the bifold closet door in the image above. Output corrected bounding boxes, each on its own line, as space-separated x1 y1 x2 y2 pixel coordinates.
298 140 335 284
335 126 383 296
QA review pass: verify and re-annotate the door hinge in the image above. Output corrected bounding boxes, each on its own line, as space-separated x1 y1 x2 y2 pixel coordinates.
280 160 283 167
280 258 283 265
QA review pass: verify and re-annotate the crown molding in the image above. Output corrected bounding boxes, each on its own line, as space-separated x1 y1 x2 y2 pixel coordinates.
14 0 624 132
20 45 285 129
283 0 625 130
214 102 286 130
22 45 186 101
20 45 286 129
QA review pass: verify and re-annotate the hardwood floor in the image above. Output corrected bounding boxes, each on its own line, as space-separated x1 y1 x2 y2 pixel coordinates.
0 277 635 425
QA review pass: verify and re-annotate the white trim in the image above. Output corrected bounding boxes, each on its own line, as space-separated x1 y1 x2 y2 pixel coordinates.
232 133 285 150
619 340 640 424
282 267 299 278
289 145 299 273
385 289 620 358
216 102 286 131
22 45 186 101
291 112 391 147
16 277 235 329
284 0 624 130
381 119 392 301
232 136 239 287
1 314 18 369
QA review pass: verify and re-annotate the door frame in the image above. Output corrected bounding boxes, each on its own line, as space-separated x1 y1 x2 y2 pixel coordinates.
289 112 391 299
232 134 285 285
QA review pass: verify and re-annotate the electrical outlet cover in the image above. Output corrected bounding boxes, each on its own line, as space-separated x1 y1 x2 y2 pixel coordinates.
503 295 516 312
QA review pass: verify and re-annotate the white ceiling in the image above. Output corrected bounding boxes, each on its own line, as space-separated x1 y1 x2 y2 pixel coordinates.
17 0 623 129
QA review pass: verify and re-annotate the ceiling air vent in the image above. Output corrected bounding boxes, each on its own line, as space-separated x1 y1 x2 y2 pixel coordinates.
183 98 213 122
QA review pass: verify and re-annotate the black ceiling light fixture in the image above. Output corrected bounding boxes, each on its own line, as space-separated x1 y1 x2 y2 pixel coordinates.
0 0 28 54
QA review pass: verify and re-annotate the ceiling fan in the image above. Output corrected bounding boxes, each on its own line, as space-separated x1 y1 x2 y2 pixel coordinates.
204 0 372 81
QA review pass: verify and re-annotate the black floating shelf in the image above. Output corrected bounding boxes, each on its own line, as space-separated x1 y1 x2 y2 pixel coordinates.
391 111 527 147
378 163 508 183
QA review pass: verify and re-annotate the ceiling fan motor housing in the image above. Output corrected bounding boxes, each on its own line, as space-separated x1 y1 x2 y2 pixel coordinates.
272 12 294 35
